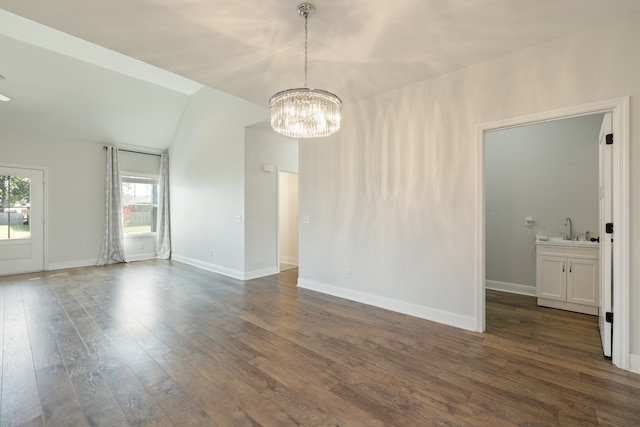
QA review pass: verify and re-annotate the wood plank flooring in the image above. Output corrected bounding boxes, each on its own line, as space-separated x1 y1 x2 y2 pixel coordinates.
0 260 639 426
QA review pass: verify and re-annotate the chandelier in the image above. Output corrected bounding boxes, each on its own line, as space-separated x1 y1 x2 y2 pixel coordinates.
269 3 342 139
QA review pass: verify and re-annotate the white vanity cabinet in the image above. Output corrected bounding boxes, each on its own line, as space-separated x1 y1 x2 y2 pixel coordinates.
536 240 599 315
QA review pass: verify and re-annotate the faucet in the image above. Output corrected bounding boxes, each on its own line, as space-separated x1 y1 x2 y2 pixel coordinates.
564 217 573 240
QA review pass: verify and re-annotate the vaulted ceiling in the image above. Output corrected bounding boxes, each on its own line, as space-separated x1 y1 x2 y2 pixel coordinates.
1 0 640 150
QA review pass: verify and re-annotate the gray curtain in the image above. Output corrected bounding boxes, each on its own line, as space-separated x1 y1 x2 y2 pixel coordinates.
97 146 126 265
156 152 171 259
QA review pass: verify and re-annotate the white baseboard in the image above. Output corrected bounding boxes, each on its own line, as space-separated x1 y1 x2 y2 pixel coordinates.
279 256 298 265
245 266 279 280
47 256 155 271
125 253 157 262
47 253 156 271
486 280 536 296
47 258 99 271
629 353 640 374
172 255 278 281
172 254 245 280
297 277 477 331
537 297 599 316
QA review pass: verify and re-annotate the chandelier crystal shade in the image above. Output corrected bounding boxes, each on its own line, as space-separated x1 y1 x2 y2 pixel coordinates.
269 3 342 138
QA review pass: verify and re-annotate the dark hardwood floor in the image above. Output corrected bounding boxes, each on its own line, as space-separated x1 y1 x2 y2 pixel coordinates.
0 260 639 426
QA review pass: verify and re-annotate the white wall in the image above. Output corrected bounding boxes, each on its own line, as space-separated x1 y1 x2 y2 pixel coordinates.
1 11 195 271
1 129 168 269
169 87 267 278
279 172 299 266
244 125 298 278
1 129 105 269
298 11 640 361
485 115 602 292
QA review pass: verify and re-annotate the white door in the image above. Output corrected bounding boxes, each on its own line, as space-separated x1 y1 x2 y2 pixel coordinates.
0 167 44 275
598 113 613 357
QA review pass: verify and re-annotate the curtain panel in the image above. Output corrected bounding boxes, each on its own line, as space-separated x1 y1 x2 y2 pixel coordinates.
97 146 126 265
156 153 171 259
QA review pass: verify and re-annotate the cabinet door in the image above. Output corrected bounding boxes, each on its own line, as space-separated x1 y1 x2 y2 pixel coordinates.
536 256 566 301
567 258 599 306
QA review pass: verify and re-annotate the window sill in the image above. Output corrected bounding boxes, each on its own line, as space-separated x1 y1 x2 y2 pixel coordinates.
124 233 157 239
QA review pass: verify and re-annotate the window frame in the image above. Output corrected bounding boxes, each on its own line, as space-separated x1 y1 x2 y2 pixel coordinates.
121 172 159 237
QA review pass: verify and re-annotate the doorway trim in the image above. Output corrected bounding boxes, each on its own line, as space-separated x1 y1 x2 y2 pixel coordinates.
475 97 630 370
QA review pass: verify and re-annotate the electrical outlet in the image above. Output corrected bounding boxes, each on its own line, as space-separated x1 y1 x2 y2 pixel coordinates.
345 268 351 278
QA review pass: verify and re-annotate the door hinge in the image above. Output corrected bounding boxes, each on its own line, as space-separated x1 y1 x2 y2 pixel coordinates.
606 133 613 145
605 223 613 234
605 312 613 323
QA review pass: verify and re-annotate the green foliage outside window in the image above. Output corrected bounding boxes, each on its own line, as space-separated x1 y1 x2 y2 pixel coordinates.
0 175 30 211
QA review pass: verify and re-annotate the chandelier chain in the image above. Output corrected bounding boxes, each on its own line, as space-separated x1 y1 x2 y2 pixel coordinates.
304 15 308 88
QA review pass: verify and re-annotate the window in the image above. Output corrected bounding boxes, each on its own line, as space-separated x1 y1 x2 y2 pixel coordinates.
122 175 158 234
0 174 31 240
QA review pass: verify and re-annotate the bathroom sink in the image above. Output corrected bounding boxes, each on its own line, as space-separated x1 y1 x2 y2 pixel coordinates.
537 236 598 247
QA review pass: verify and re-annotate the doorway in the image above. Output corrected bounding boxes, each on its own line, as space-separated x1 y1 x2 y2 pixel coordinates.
484 114 602 300
477 97 630 370
278 171 299 272
0 166 45 275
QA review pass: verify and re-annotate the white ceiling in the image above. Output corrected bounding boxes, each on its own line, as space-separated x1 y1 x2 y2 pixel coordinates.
1 0 640 150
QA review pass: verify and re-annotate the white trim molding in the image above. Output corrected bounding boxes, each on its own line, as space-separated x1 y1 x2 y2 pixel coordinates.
476 96 631 371
245 266 279 280
279 256 299 265
298 277 477 331
485 280 536 297
125 253 157 262
48 258 99 271
172 255 279 281
172 254 245 280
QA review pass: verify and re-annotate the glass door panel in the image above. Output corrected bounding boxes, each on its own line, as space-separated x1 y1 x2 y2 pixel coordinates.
0 175 31 240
